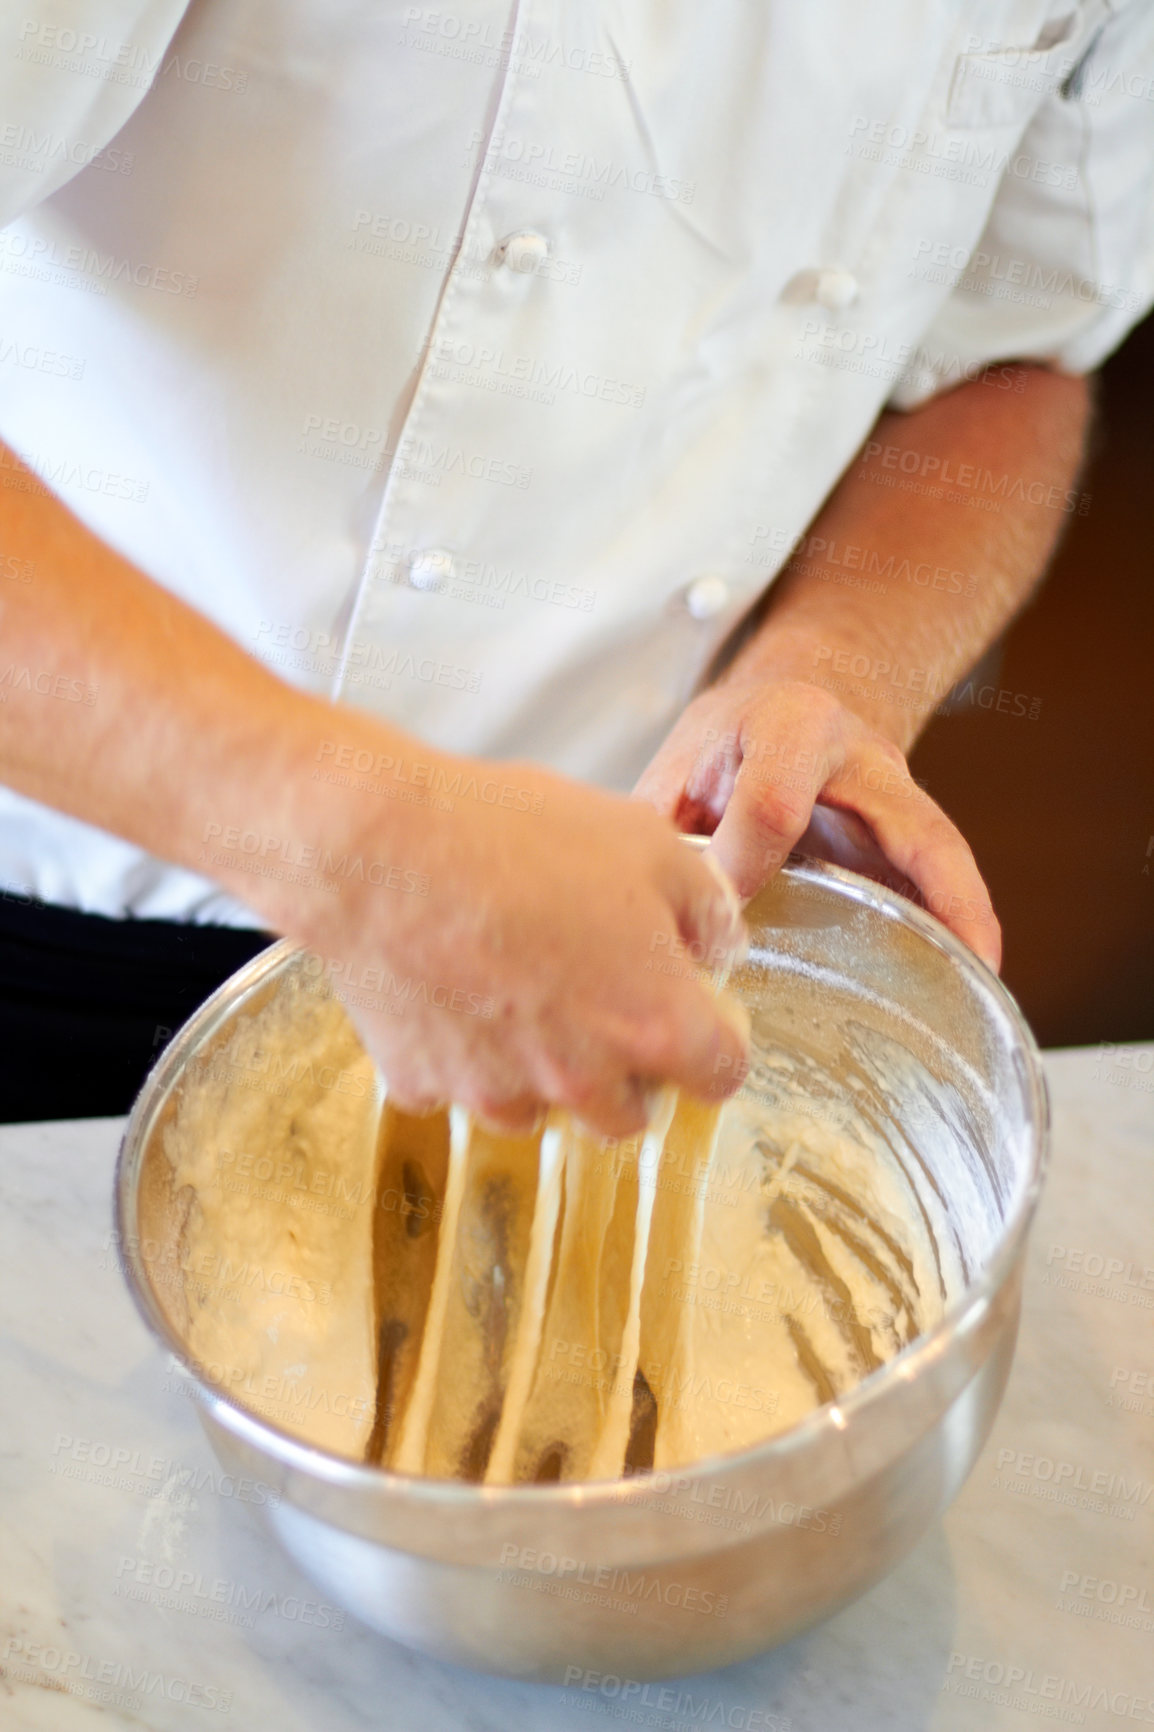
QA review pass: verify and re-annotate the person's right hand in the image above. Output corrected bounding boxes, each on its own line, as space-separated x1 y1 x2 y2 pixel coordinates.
0 448 743 1135
223 721 751 1139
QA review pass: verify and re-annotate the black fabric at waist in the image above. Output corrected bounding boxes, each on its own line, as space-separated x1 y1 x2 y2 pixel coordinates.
0 893 273 1123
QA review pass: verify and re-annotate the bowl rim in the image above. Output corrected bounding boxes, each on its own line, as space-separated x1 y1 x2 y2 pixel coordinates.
114 850 1049 1516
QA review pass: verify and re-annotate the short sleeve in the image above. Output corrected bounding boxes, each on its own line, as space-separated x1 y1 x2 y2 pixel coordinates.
888 0 1154 408
0 0 191 229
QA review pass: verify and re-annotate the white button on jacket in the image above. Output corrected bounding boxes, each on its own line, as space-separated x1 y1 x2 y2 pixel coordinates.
498 231 551 272
683 577 732 622
0 0 1151 923
814 269 860 312
407 549 457 591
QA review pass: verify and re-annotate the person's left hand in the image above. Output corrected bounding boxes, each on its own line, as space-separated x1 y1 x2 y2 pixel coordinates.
632 674 1002 972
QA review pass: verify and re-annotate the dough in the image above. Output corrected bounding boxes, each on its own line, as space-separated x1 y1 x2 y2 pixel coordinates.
390 1108 549 1479
159 964 954 1481
505 1113 645 1483
484 1118 565 1484
637 1090 725 1470
162 971 384 1461
364 1098 452 1465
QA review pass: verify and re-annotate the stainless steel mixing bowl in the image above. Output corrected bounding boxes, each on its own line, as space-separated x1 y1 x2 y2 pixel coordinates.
115 854 1047 1681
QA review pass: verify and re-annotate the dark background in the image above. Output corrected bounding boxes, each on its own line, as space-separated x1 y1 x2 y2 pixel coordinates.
910 313 1154 1049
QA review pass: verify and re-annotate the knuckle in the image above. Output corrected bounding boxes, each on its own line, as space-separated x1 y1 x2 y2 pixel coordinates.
872 738 910 780
548 1065 605 1120
380 1035 453 1111
471 1092 542 1134
534 1040 598 1105
792 678 846 731
639 985 714 1079
745 786 810 843
564 1080 645 1141
467 1087 512 1122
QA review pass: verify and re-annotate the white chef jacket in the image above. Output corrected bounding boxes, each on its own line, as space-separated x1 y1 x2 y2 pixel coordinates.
0 0 1152 926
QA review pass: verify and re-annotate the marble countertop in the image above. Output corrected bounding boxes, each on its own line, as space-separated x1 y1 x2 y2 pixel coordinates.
1 1043 1151 1731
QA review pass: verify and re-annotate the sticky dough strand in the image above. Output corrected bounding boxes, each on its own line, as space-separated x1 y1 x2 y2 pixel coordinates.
484 1116 567 1484
389 1103 473 1474
586 1087 678 1480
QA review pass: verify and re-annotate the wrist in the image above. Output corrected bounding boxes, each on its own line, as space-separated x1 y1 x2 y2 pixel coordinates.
189 690 446 942
718 620 927 752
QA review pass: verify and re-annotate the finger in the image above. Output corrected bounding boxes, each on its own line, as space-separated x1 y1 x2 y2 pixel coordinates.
706 726 843 901
625 974 752 1108
339 995 451 1111
631 711 740 827
564 1072 658 1142
821 755 1002 971
470 1096 548 1138
698 846 750 970
659 834 749 976
631 731 700 818
795 804 919 899
380 1079 448 1119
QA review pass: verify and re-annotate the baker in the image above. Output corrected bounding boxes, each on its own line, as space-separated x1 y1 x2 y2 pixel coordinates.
0 1 1149 1129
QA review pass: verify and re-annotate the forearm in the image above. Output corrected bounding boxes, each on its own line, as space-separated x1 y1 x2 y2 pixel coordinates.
0 442 752 1132
724 363 1092 753
0 441 419 922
